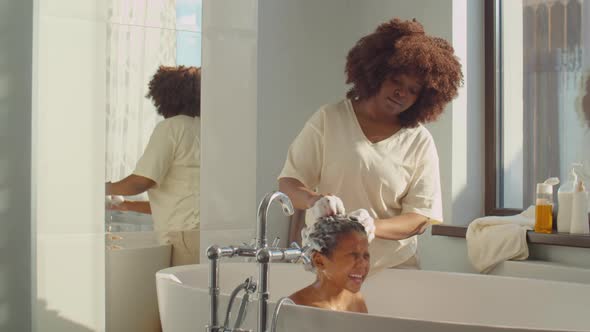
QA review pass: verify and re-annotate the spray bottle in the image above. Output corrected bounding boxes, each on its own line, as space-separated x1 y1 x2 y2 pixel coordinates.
535 177 559 234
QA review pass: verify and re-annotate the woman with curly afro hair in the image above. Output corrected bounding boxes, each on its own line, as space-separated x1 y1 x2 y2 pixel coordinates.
106 65 202 266
279 18 462 272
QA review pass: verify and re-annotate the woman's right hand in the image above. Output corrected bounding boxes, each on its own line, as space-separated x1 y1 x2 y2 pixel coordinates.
348 209 376 242
310 195 345 219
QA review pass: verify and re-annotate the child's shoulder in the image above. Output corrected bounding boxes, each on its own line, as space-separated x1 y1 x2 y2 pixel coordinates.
288 286 314 306
349 291 368 313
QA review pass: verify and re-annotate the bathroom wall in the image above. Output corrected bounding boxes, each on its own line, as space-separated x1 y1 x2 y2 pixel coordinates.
255 0 358 247
200 0 260 253
34 0 106 331
0 1 34 331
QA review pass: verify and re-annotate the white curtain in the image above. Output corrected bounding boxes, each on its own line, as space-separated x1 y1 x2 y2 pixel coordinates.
105 0 177 198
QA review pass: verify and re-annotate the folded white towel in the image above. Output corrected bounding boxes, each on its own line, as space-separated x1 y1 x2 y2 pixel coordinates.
466 206 535 273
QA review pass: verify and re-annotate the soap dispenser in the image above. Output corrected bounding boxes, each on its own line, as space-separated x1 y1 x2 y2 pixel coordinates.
535 177 559 234
569 180 589 234
557 163 581 233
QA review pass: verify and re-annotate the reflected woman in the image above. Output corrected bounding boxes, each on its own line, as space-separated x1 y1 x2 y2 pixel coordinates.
106 65 201 266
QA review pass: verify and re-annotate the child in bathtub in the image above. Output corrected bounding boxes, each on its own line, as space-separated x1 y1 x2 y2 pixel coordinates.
289 215 370 313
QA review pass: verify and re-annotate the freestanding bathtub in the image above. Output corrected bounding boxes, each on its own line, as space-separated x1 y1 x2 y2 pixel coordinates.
107 231 171 332
156 262 590 332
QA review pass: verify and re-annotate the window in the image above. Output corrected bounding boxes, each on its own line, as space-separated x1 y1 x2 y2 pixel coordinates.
485 0 590 216
176 0 202 66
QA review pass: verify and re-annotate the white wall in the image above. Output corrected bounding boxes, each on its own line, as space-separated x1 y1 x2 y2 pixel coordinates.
256 0 358 247
33 0 106 331
200 0 260 255
0 1 34 331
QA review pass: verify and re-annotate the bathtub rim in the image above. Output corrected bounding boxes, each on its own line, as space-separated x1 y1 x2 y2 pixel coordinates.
156 263 590 332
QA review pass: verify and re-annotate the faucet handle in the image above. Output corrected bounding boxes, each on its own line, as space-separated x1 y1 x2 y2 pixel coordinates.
242 238 256 248
298 244 312 265
271 237 281 247
288 242 312 264
244 277 257 293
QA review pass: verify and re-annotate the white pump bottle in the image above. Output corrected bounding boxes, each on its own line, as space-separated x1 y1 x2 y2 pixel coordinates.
557 163 581 233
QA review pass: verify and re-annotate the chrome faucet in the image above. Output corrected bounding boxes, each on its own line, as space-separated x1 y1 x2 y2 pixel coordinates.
255 191 294 248
207 191 307 332
254 192 293 332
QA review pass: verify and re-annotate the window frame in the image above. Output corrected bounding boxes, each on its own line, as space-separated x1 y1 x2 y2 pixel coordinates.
484 0 523 216
434 0 590 248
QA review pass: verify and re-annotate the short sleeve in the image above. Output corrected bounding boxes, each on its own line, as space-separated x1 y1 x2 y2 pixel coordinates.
133 121 175 184
278 111 324 189
401 138 443 223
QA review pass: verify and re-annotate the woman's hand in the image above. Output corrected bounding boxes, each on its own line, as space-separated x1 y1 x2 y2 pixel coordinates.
348 209 376 242
106 195 126 210
310 195 345 219
105 197 152 214
107 202 128 211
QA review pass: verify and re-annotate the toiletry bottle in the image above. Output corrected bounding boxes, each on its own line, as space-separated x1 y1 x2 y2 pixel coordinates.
569 180 589 234
535 177 559 234
557 163 581 233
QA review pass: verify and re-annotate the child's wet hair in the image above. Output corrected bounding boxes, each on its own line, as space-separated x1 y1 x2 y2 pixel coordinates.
306 215 367 258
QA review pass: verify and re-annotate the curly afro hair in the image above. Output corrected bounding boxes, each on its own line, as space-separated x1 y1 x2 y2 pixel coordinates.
345 18 463 128
146 65 201 118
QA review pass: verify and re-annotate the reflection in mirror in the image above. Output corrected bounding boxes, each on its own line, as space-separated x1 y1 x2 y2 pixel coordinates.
498 0 590 209
103 1 202 331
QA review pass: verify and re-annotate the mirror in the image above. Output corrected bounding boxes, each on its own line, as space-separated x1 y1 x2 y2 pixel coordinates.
103 1 202 331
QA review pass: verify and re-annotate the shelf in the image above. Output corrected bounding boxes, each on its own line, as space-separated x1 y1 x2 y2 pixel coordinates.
431 225 590 249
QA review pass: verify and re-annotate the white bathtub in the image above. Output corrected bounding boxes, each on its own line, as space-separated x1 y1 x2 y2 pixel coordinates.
107 231 171 332
490 260 590 284
156 262 590 332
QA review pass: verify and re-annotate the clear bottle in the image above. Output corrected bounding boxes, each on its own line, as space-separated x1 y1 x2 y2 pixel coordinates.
535 177 559 234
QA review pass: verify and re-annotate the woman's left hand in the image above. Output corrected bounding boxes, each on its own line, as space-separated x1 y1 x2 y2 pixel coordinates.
348 209 376 242
106 195 126 211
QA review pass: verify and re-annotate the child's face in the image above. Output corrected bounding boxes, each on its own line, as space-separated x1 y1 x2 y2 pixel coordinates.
317 231 370 293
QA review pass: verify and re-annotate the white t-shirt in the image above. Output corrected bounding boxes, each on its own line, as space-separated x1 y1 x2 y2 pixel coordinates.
279 99 443 270
134 115 200 232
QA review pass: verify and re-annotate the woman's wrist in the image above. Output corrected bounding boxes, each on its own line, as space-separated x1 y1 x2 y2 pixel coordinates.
306 193 323 209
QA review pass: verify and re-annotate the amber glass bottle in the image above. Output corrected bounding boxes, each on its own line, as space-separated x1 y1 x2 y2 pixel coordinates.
534 183 554 234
